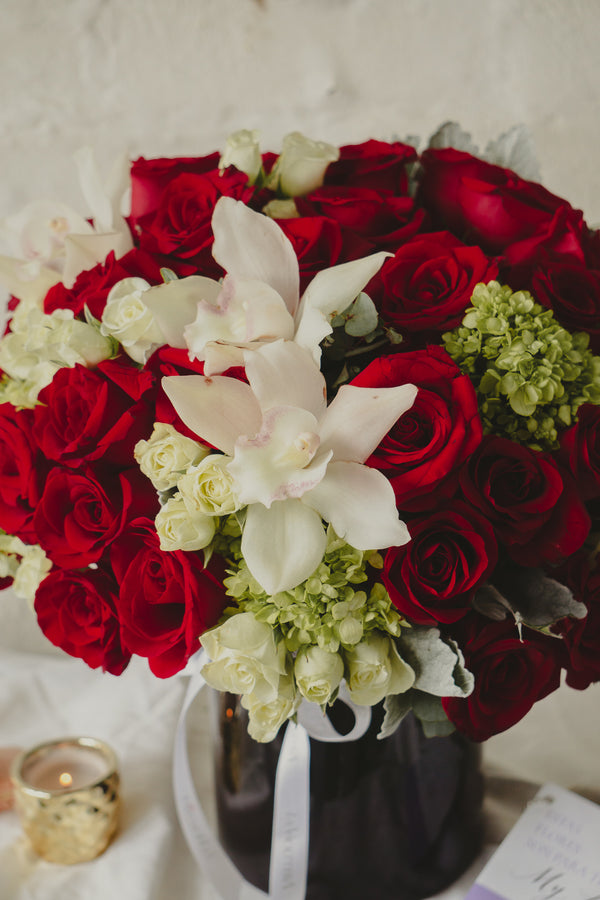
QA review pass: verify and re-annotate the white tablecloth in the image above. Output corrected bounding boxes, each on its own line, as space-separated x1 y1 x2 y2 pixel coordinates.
1 587 599 900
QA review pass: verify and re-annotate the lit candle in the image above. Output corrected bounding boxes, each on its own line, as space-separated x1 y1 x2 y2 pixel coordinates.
11 737 120 864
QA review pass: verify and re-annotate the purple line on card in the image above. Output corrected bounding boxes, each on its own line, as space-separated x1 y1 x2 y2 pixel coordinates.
464 886 506 900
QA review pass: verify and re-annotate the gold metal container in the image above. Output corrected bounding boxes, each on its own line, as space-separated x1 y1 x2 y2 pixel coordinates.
10 736 120 864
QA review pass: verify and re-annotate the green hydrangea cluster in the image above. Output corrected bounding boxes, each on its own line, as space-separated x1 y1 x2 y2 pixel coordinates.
218 523 405 654
442 281 600 450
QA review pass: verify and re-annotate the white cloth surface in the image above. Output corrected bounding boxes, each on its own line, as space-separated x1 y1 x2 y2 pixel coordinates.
1 587 600 900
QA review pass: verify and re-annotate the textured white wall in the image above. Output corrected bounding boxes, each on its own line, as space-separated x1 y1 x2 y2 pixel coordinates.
1 0 599 219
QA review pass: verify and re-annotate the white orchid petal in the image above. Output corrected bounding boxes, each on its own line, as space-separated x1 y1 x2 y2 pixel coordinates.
294 252 391 359
303 461 411 551
318 383 417 463
229 406 331 507
144 276 221 349
203 342 247 376
243 340 327 418
241 500 327 594
62 231 134 288
0 257 60 305
211 197 300 317
73 146 113 233
162 374 262 454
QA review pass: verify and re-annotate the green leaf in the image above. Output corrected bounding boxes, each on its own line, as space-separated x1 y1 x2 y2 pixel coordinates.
343 292 379 337
160 267 179 283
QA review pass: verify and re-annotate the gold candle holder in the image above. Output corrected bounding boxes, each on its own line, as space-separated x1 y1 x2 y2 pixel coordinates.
10 736 120 864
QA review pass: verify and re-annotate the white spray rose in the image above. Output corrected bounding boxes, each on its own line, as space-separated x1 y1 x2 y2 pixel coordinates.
155 495 216 552
202 612 287 703
13 545 52 606
269 132 339 197
178 454 240 517
100 277 164 363
134 422 209 492
219 129 262 184
345 632 415 706
242 675 297 742
294 646 344 705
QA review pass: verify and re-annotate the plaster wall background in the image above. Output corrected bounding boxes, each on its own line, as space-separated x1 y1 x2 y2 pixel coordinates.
1 0 599 790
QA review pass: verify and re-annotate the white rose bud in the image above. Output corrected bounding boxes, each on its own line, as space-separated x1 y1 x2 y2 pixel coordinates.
100 277 164 363
134 422 209 492
294 646 344 705
178 454 239 517
270 132 339 197
242 675 297 743
13 545 52 607
345 632 415 706
155 495 215 552
202 612 287 703
219 129 262 184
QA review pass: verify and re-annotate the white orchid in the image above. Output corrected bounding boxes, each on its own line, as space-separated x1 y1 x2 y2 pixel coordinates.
0 147 133 306
163 339 416 595
142 196 389 375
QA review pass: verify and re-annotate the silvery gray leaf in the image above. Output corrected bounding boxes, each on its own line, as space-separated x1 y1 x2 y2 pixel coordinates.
378 692 412 740
412 691 456 738
428 122 479 155
475 566 587 628
483 125 541 181
398 627 473 698
343 292 379 336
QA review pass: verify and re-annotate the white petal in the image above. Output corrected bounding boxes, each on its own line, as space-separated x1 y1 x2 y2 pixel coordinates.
0 257 60 305
62 231 134 288
73 146 113 233
241 500 327 594
244 340 327 418
229 406 331 507
303 461 411 551
184 276 294 358
162 374 262 454
203 342 247 376
294 252 391 360
143 276 221 349
318 383 417 463
211 197 300 317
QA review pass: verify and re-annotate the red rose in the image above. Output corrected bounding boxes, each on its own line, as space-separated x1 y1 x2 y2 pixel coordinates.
275 216 370 291
324 139 417 194
43 248 166 319
35 568 130 675
530 261 600 352
33 363 155 468
460 436 590 564
560 404 600 500
370 232 498 334
136 168 252 274
110 519 227 677
418 148 585 265
553 557 600 689
130 152 221 221
351 346 482 509
442 615 562 741
382 502 497 625
295 186 426 252
0 404 42 540
34 466 157 568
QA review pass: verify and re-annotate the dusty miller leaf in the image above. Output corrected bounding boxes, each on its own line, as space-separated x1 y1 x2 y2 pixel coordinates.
398 627 473 698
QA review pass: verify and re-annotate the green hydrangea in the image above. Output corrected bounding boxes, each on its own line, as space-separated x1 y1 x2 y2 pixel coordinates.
442 281 600 450
217 523 405 654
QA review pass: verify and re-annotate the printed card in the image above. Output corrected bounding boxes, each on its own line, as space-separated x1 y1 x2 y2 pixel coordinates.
465 783 600 900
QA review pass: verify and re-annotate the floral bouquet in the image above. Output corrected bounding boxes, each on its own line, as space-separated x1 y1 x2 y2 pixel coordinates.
1 125 599 747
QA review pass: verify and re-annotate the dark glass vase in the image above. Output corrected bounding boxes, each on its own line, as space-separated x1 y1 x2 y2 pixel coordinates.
213 693 484 900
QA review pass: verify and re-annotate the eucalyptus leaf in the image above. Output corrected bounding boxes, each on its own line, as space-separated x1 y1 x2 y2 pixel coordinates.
343 292 379 337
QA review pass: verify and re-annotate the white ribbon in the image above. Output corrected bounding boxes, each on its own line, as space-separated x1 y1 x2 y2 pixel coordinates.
172 650 371 900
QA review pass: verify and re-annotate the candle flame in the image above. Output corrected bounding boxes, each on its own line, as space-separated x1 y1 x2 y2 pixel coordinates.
59 772 73 788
